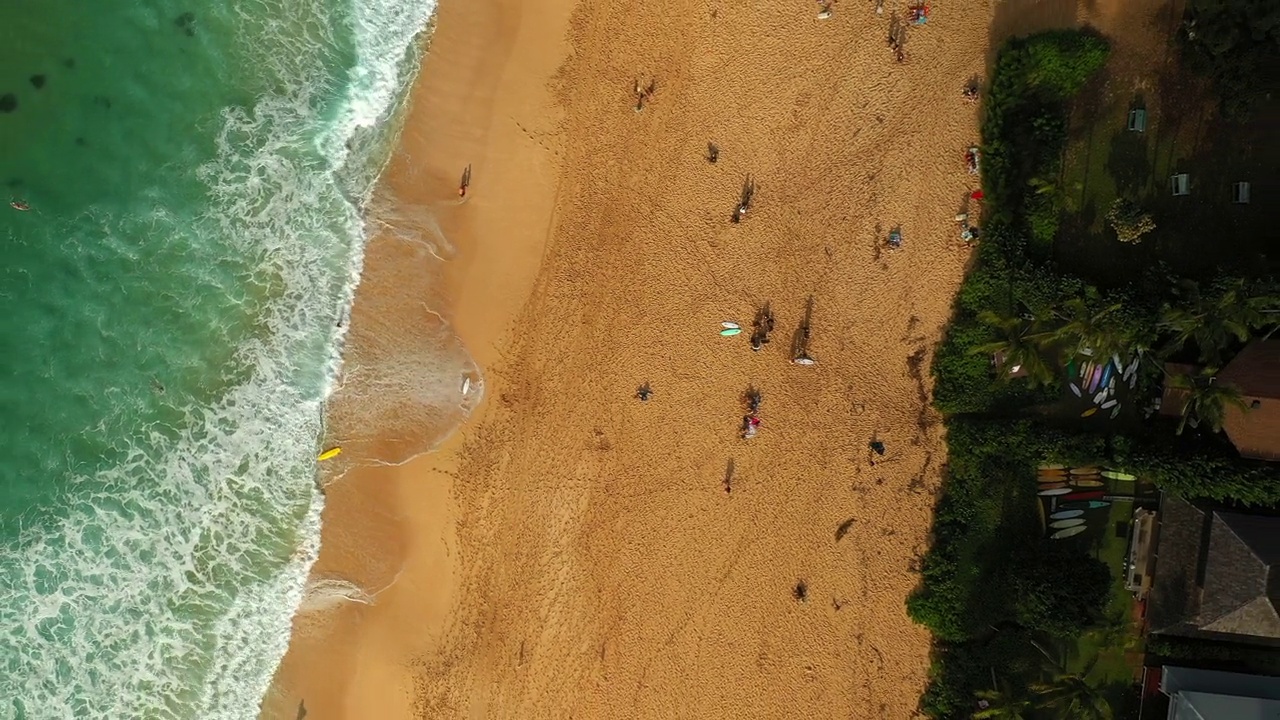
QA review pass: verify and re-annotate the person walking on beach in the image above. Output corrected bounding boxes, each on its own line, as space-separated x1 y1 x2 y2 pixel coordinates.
751 304 775 351
633 78 656 112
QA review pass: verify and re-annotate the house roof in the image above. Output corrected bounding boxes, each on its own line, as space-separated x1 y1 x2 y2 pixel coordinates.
1169 691 1280 720
1148 495 1209 636
1220 341 1280 399
1199 513 1280 638
1162 666 1280 720
1219 341 1280 461
1149 496 1280 644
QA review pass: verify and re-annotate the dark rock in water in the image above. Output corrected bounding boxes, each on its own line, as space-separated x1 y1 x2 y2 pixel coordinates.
30 75 46 90
175 12 196 36
0 94 16 113
63 58 76 69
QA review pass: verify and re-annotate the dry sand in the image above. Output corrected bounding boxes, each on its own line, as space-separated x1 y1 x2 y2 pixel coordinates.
260 0 1016 715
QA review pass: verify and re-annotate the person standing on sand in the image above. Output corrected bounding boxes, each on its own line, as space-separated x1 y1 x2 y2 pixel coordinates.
458 164 472 198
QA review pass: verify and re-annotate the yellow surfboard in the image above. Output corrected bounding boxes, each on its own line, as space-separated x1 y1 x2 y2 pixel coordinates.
318 447 342 461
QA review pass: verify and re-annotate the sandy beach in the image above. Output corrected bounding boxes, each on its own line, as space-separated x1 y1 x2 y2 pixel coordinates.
264 0 998 715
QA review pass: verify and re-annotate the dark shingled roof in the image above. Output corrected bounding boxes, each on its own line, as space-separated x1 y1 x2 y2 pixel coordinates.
1218 341 1280 461
1149 496 1280 645
1200 513 1280 637
1148 496 1210 636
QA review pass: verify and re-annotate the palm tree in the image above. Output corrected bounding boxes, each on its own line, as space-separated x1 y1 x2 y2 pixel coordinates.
1253 288 1280 340
1046 298 1130 361
974 677 1033 719
1032 670 1112 720
971 310 1055 387
1166 369 1250 435
1161 279 1277 363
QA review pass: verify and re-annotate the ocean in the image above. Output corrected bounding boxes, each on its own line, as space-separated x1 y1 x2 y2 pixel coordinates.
0 0 434 716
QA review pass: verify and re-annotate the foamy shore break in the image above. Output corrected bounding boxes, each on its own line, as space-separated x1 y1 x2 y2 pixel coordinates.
263 0 1007 715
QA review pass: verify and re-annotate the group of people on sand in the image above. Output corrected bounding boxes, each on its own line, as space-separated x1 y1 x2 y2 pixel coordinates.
635 297 818 442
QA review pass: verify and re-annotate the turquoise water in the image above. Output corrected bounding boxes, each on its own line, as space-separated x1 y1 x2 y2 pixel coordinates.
0 0 432 716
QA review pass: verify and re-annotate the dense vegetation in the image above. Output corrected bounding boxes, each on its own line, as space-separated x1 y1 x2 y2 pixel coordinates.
911 28 1280 719
1180 0 1280 117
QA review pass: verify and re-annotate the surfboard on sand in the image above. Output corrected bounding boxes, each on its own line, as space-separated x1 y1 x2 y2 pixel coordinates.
1081 407 1098 418
1070 383 1082 397
1038 469 1067 478
721 321 740 329
1069 466 1099 475
1038 482 1068 491
1052 525 1088 539
1102 470 1137 481
1050 518 1086 529
1062 500 1109 510
1050 509 1084 520
318 447 342 461
1038 487 1071 496
720 327 742 336
1071 479 1104 488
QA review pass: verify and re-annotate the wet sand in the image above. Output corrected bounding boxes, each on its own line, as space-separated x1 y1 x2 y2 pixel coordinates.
263 0 1002 715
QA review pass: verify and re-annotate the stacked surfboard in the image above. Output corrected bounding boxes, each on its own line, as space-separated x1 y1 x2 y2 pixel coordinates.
1036 464 1137 539
1067 351 1141 419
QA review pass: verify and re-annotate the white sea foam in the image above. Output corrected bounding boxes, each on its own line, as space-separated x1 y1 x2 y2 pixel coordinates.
0 0 453 718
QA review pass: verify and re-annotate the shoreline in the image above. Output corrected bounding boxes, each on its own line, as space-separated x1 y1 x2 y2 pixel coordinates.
261 0 572 714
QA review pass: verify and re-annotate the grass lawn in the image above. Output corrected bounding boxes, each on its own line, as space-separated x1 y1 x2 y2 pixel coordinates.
1065 493 1155 709
1052 44 1279 285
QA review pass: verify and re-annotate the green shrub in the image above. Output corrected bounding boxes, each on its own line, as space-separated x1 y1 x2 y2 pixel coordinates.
1023 30 1112 95
1011 544 1112 636
1027 195 1061 251
1114 427 1280 505
980 32 1109 246
1148 636 1280 675
1107 198 1157 244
